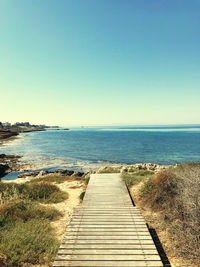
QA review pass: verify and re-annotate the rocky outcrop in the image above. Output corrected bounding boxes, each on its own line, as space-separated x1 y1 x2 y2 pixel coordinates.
0 154 22 173
97 163 172 174
0 164 9 178
17 169 84 179
0 130 18 140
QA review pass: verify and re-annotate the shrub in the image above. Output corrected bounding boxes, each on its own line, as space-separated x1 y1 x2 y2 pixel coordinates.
80 192 85 200
23 182 59 201
0 183 20 203
85 177 90 184
0 219 59 266
0 182 68 204
0 200 62 228
98 167 120 173
122 170 154 187
29 174 71 184
139 163 200 261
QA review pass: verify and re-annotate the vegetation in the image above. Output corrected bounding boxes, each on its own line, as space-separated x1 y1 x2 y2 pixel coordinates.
122 169 154 186
29 174 83 184
85 177 90 184
0 179 69 266
139 163 200 263
80 191 85 200
0 181 68 204
0 200 62 227
98 167 121 173
0 219 59 266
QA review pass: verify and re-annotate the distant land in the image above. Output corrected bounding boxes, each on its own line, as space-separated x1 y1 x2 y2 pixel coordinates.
0 121 60 141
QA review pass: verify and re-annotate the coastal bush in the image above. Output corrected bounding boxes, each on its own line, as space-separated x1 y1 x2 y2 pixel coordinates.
98 167 120 173
122 170 154 187
0 200 62 228
80 191 85 200
85 177 90 184
0 183 20 203
0 219 59 266
23 182 65 203
0 182 68 204
139 163 200 261
29 174 84 184
30 174 72 184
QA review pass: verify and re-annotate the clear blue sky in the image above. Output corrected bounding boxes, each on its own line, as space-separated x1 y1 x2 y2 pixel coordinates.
0 0 200 126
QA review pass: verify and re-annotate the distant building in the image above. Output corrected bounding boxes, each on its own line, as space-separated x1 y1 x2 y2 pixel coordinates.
14 122 31 127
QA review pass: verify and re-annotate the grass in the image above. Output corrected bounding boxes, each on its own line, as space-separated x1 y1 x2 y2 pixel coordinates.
122 170 154 187
0 178 70 266
0 219 59 266
0 200 62 227
0 181 68 204
0 200 62 266
29 174 84 184
139 162 200 263
98 167 121 173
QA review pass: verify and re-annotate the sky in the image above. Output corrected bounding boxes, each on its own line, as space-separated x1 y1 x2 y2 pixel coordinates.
0 0 200 126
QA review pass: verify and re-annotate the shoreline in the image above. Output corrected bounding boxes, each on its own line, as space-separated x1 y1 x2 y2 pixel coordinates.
0 152 173 181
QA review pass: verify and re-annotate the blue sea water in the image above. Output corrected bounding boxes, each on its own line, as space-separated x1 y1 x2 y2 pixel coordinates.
1 126 200 176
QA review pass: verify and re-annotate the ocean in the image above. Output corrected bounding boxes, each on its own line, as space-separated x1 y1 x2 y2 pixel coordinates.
1 125 200 175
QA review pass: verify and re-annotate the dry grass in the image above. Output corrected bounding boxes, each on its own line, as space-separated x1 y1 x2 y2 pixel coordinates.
139 162 200 264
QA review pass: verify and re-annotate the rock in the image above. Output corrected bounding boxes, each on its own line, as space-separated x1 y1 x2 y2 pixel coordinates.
18 171 40 178
73 171 85 177
0 164 9 178
121 167 128 173
17 169 83 179
38 170 49 176
60 170 74 176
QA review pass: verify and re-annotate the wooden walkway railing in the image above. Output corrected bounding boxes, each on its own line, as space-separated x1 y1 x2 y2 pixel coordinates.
53 173 163 266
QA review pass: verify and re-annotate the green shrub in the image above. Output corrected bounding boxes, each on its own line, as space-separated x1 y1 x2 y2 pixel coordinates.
98 167 120 173
85 177 90 184
44 190 68 203
0 219 59 266
122 170 154 187
0 182 68 204
23 182 58 201
80 192 85 200
29 174 71 184
0 183 20 203
0 201 62 228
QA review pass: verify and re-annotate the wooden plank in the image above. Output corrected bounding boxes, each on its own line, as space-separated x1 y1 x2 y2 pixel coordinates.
55 254 161 261
53 260 163 266
66 232 150 236
59 244 157 249
57 249 158 255
63 241 154 245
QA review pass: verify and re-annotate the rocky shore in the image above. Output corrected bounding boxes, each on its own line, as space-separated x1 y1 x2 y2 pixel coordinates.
0 130 19 142
0 154 22 178
0 151 172 182
97 162 172 174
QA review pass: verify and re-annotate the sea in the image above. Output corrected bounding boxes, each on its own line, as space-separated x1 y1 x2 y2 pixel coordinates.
1 125 200 179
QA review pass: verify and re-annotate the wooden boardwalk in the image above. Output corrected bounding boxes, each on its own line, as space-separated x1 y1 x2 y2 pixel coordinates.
53 173 163 267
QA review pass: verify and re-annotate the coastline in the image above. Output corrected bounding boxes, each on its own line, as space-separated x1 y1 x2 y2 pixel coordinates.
0 130 19 145
0 152 172 181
